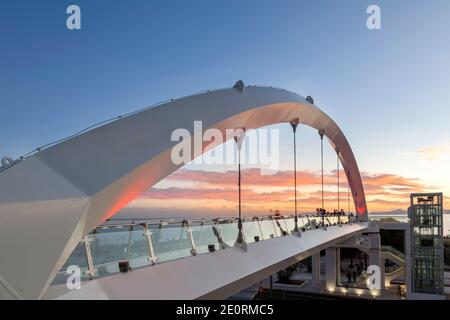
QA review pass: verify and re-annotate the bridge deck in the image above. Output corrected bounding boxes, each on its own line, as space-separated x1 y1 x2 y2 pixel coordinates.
47 222 367 300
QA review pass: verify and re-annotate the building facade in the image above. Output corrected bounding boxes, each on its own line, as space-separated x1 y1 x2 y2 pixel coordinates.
408 193 444 296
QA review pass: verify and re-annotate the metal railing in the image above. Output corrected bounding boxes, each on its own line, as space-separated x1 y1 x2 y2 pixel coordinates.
369 214 409 224
52 214 355 284
381 245 405 261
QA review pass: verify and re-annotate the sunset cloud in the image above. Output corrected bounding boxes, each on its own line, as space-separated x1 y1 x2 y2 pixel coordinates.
400 142 450 161
416 143 450 161
130 168 438 214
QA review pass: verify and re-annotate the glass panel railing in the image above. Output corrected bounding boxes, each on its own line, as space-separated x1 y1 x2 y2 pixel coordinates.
191 224 220 254
273 218 288 235
284 218 296 233
381 245 405 261
61 241 89 271
303 216 315 230
127 225 152 269
340 215 349 224
91 228 130 276
52 242 91 284
369 215 409 224
220 222 239 247
260 220 278 239
242 221 263 243
54 214 357 284
152 225 193 263
299 216 308 229
329 217 338 225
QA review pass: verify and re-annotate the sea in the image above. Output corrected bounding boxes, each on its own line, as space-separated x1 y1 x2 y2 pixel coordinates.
371 213 450 237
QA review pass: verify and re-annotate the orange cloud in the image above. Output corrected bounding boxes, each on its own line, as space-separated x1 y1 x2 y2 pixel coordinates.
416 144 450 161
130 168 437 215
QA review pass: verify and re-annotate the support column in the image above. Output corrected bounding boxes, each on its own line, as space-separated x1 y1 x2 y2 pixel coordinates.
269 275 273 298
404 223 412 298
368 224 384 295
326 247 337 292
336 247 341 285
311 252 321 288
382 258 388 288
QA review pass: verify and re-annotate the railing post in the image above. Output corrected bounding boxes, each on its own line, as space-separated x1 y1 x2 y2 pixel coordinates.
81 235 96 279
255 217 264 240
143 224 157 264
271 218 280 237
322 212 327 231
184 220 197 256
213 223 226 249
282 217 290 235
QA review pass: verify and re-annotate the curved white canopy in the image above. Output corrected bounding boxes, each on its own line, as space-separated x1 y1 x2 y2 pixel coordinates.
0 85 367 299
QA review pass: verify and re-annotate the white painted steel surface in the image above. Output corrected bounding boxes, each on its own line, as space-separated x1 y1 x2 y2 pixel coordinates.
0 85 367 299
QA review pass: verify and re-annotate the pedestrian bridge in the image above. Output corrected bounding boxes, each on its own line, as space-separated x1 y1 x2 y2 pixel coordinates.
0 83 369 299
45 215 367 299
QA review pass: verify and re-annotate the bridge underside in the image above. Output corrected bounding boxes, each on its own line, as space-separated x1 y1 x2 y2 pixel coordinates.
47 223 368 300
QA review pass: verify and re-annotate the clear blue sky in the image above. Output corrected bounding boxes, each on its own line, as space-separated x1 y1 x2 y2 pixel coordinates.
1 0 450 205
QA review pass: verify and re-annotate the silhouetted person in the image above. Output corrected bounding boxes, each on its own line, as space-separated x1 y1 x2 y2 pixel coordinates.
320 208 325 226
257 286 264 299
357 264 363 275
346 271 352 284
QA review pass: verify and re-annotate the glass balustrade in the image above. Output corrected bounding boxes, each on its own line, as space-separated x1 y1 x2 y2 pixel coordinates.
260 220 278 239
284 218 296 233
191 223 220 254
381 245 406 261
53 214 354 283
369 214 409 224
219 221 239 247
152 224 193 263
242 220 263 243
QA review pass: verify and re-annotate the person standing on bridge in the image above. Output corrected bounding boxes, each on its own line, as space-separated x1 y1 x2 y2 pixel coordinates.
346 271 352 284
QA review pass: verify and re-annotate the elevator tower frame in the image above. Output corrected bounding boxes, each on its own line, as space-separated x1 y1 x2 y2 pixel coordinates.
408 193 444 295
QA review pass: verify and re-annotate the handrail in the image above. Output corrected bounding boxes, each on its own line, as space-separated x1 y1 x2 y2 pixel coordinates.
381 245 405 260
101 213 350 229
369 215 409 224
52 214 357 284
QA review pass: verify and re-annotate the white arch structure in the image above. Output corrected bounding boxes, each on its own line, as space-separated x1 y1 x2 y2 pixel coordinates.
0 85 367 299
